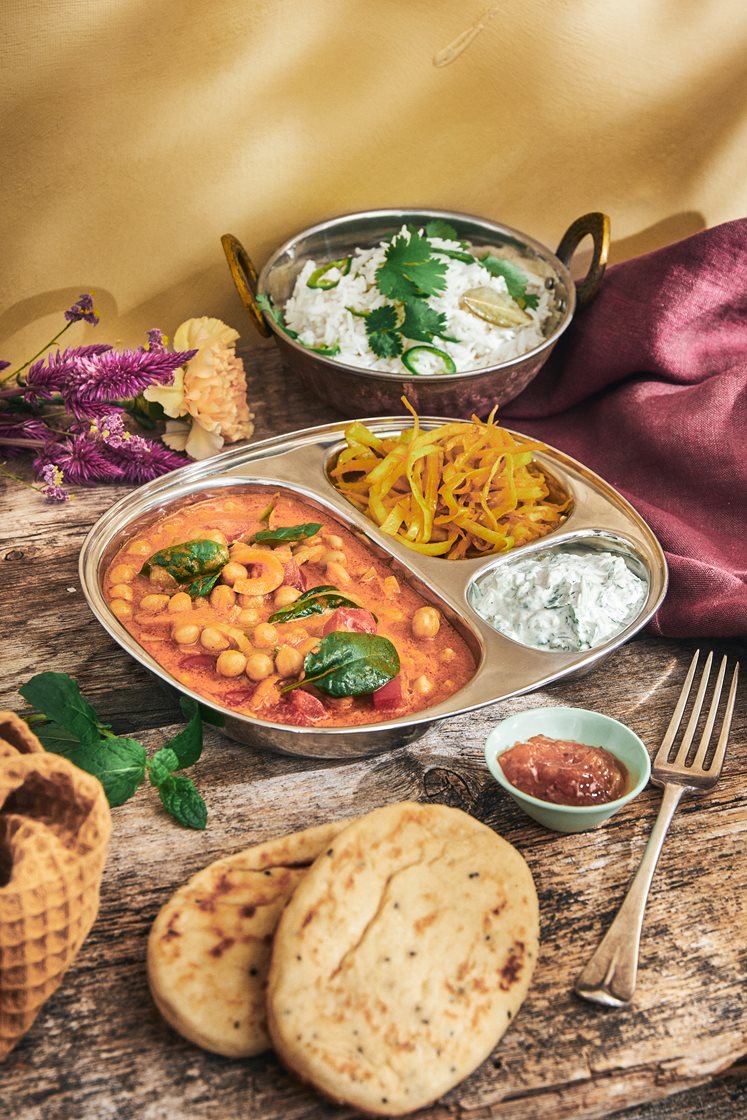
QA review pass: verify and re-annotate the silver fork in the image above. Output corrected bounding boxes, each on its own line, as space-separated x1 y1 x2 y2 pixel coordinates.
575 649 740 1008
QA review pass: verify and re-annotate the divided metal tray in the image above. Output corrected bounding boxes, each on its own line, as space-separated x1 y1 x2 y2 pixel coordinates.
79 418 668 759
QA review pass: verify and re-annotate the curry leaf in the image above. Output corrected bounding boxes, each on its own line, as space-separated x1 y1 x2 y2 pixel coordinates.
141 539 229 583
254 522 322 544
286 632 399 698
269 585 362 624
183 571 222 599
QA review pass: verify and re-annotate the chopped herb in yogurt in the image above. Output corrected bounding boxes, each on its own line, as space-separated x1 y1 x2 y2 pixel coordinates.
471 547 648 652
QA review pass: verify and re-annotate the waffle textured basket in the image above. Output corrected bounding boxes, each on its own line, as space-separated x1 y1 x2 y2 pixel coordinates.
0 711 111 1060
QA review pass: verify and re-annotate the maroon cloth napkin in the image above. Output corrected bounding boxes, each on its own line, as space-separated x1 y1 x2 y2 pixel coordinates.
502 219 747 639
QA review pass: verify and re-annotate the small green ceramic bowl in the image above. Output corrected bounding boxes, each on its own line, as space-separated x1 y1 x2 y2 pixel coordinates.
484 706 651 833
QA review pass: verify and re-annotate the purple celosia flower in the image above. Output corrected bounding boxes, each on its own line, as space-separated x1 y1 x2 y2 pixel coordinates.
0 417 56 455
145 329 167 352
35 433 126 485
64 294 99 326
39 464 71 502
23 344 113 401
62 346 197 419
106 432 189 483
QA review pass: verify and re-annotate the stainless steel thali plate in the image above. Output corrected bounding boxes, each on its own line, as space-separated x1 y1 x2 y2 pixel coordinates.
79 418 668 759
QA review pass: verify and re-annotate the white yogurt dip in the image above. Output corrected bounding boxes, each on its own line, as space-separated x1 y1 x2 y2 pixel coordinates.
471 547 648 651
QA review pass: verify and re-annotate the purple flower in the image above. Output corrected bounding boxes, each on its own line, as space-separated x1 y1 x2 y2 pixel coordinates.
36 434 126 484
0 417 56 456
62 346 197 418
39 464 71 502
24 344 112 401
64 294 99 326
106 432 189 482
0 360 10 372
145 329 167 352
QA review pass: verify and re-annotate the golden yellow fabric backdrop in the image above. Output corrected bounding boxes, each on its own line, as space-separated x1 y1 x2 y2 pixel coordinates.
1 0 746 361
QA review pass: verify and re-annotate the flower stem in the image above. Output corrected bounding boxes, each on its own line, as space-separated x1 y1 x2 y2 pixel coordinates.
0 322 73 385
0 463 44 493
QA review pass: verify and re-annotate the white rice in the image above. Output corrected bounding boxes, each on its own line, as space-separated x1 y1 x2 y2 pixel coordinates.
282 227 552 374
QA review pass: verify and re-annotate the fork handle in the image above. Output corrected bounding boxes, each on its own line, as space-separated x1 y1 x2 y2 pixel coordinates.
574 783 685 1007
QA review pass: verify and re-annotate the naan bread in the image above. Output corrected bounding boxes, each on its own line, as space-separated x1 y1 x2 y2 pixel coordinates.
147 820 350 1057
267 801 539 1116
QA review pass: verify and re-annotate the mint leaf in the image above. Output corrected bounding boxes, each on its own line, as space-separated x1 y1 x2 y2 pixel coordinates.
163 696 204 768
365 305 403 359
34 720 82 754
425 219 459 241
401 300 450 344
376 231 448 302
479 256 540 310
69 736 147 807
149 746 179 787
20 672 105 746
158 775 208 830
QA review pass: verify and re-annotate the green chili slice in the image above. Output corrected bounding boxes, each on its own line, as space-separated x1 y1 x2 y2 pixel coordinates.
307 257 352 290
401 345 457 376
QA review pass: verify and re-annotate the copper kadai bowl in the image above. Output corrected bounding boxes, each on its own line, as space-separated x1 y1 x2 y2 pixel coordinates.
221 208 609 418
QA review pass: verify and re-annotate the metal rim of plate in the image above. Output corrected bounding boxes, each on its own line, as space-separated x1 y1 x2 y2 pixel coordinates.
79 418 668 759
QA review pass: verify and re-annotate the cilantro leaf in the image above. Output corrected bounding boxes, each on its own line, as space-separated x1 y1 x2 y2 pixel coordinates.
401 300 451 344
365 305 403 359
19 672 107 746
376 231 447 301
163 696 204 768
479 256 540 310
69 736 147 807
149 746 179 787
425 219 459 241
158 775 208 830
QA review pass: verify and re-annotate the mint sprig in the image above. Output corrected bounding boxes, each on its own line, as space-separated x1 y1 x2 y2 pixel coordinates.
19 673 209 829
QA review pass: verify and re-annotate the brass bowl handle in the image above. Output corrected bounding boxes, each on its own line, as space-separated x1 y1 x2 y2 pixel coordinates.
220 233 271 338
556 212 610 309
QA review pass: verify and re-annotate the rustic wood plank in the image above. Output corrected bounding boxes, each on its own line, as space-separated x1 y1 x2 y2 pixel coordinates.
1 342 744 1119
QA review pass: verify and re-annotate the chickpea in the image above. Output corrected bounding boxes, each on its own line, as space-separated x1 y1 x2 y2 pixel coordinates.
275 645 304 678
149 567 176 589
412 606 441 640
324 533 344 550
168 592 192 613
236 606 261 627
216 650 248 678
413 674 434 696
173 621 201 644
210 584 236 611
110 583 133 601
274 585 302 608
110 599 133 619
200 626 230 652
238 592 266 608
203 529 227 546
323 549 346 566
325 560 351 586
245 651 274 681
141 593 170 613
229 541 255 564
440 646 456 663
127 539 152 558
110 563 136 584
253 622 278 648
221 561 248 586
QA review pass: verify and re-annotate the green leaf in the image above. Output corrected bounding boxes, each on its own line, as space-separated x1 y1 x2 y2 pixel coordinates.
149 746 179 787
158 775 208 830
19 672 104 747
376 231 448 302
34 720 84 755
401 300 450 344
289 632 399 698
141 539 229 584
365 305 403 359
430 246 475 263
479 256 540 310
425 219 459 241
162 696 204 768
254 522 322 545
269 584 362 624
183 571 222 599
69 736 147 807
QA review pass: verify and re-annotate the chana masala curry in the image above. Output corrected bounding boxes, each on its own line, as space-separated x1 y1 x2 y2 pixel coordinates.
104 489 475 727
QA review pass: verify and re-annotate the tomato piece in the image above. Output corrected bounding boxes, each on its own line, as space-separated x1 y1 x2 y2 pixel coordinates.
372 674 403 711
282 559 305 590
322 607 377 636
178 655 216 671
289 689 327 723
222 687 257 707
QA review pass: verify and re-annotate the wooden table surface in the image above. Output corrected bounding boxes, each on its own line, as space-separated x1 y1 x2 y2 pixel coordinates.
1 343 745 1120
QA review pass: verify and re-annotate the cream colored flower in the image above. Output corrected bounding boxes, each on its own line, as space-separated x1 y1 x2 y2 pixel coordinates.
146 317 255 460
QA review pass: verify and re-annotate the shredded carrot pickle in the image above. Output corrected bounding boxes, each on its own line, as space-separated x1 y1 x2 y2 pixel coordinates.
330 401 570 559
104 489 475 727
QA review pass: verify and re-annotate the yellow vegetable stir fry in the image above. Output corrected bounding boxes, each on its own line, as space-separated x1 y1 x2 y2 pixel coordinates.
330 401 570 559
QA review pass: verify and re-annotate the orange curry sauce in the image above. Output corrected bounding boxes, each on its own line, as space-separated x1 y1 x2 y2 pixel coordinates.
104 489 475 727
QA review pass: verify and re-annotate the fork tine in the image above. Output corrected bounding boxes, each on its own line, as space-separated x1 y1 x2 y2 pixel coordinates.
654 649 700 765
673 650 713 765
706 662 740 776
691 655 727 770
